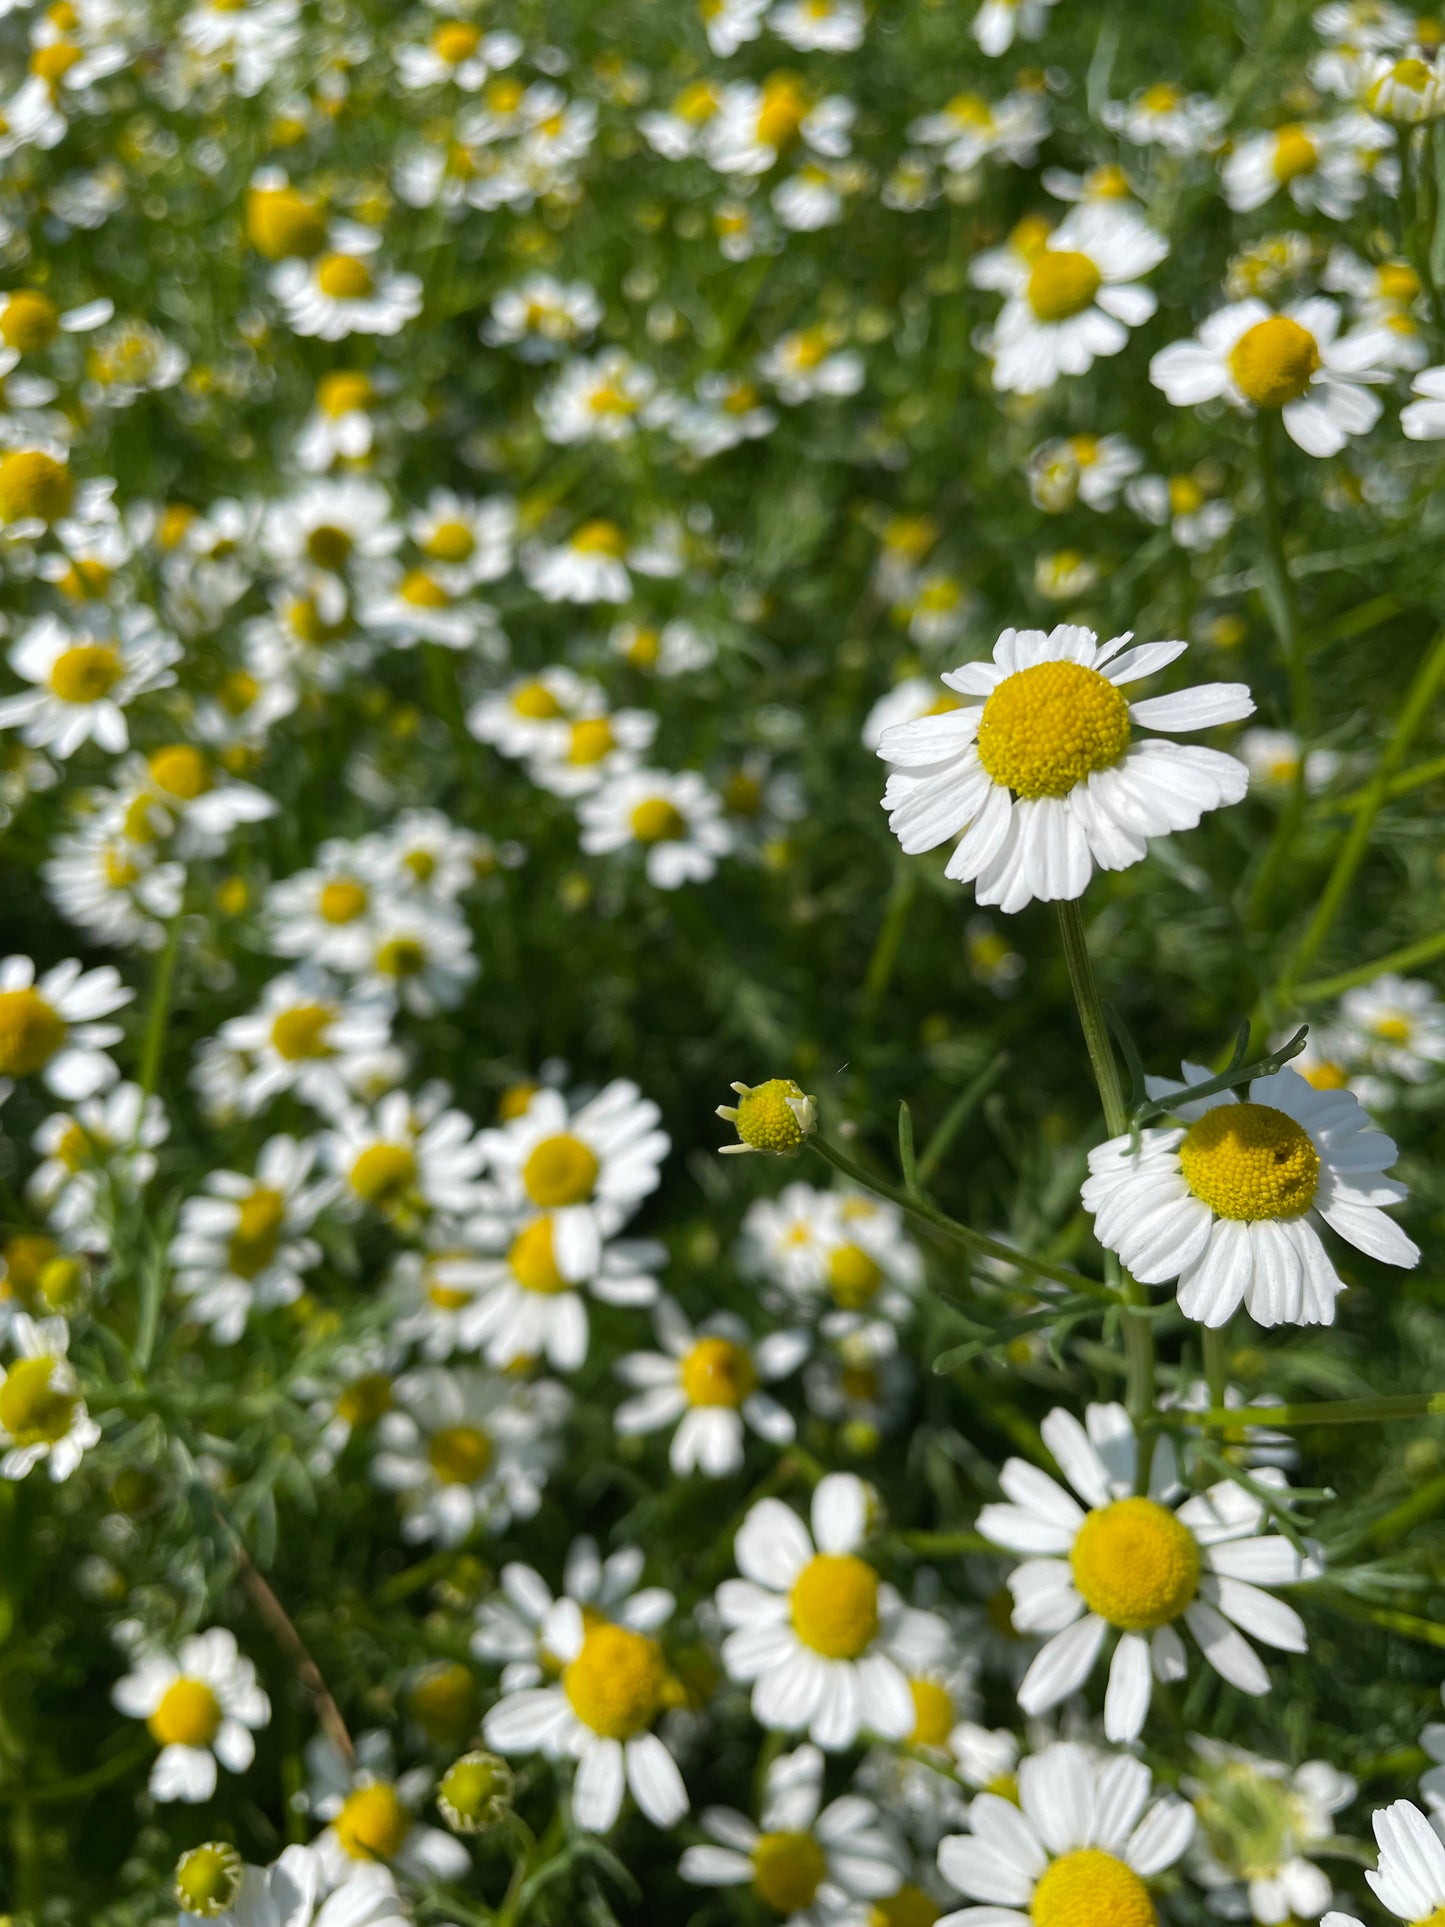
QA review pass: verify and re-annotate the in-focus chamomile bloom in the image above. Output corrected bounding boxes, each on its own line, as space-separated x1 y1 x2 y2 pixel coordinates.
29 1081 168 1232
680 1742 904 1922
305 1729 470 1888
1186 1740 1355 1924
214 972 394 1116
718 1471 947 1749
718 1077 817 1156
326 1089 490 1224
978 1401 1319 1741
0 1312 98 1481
971 206 1167 393
1238 727 1341 796
111 1629 270 1803
1082 1063 1419 1327
1222 115 1393 217
0 953 130 1101
482 1562 688 1832
169 1136 330 1343
270 225 423 340
579 767 734 889
878 625 1253 913
972 0 1058 55
757 324 865 404
1102 81 1227 153
1321 1798 1445 1927
1336 973 1445 1080
0 609 180 756
371 1366 568 1544
936 1740 1195 1927
907 89 1049 172
1151 297 1395 456
1028 433 1142 513
614 1299 808 1475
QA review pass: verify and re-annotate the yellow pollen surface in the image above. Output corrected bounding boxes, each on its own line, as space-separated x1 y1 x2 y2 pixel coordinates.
1069 1496 1200 1631
563 1623 666 1737
349 1142 418 1207
1179 1102 1321 1220
1229 315 1321 407
306 522 353 570
522 1132 599 1207
433 19 481 61
1 290 59 353
0 988 66 1076
511 679 563 718
319 877 368 922
790 1551 880 1657
375 936 427 978
753 1831 827 1913
1372 1013 1412 1043
316 253 374 300
827 1241 884 1309
1030 1848 1156 1927
630 797 686 844
336 1372 392 1426
31 39 81 81
509 1216 568 1293
757 73 808 149
1271 124 1318 181
427 1422 492 1485
425 518 476 562
1411 1910 1445 1927
335 1781 411 1861
1027 249 1102 322
567 717 615 764
976 660 1131 799
0 1353 75 1443
0 449 73 523
908 1676 953 1747
147 1676 223 1749
572 518 627 556
400 567 449 607
227 1187 286 1279
871 1886 943 1927
270 1002 335 1061
246 184 326 259
148 745 211 800
730 1079 811 1153
318 370 371 416
680 1335 755 1407
47 642 122 704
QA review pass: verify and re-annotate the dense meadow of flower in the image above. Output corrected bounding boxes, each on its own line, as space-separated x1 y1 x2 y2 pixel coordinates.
4 0 1445 1921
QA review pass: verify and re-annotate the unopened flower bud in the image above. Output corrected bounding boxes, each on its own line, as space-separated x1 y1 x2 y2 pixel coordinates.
174 1842 243 1918
437 1750 514 1833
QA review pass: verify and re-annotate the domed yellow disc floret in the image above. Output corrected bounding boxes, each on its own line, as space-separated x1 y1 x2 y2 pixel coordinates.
908 1676 953 1747
631 797 687 844
406 1662 479 1744
720 1078 816 1155
425 518 476 562
509 1217 567 1293
1026 250 1103 322
0 1353 75 1443
976 661 1132 800
871 1885 942 1927
0 448 73 523
316 253 374 301
148 745 211 800
349 1143 418 1207
376 937 427 979
335 1780 412 1861
790 1552 880 1657
148 1676 223 1748
681 1336 756 1407
174 1843 243 1918
47 642 122 704
1 290 60 354
828 1242 884 1309
0 988 66 1077
568 717 615 765
433 19 481 61
522 1132 599 1207
1069 1497 1200 1631
1228 317 1321 408
1178 1102 1321 1221
306 522 353 570
572 518 627 557
227 1187 286 1279
753 1830 827 1912
319 877 368 923
563 1623 666 1737
270 1001 335 1061
246 183 326 259
428 1423 492 1485
1031 1848 1156 1927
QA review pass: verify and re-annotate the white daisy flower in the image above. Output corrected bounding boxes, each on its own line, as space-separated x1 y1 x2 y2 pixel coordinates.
637 80 725 159
757 324 865 404
354 899 478 1016
111 1628 270 1804
0 288 110 370
270 226 422 340
359 564 502 654
0 1312 99 1482
394 18 520 91
1323 1798 1445 1927
971 205 1167 394
0 953 130 1101
521 519 644 603
169 1135 331 1344
1027 434 1143 514
263 846 388 972
578 767 735 889
1337 973 1445 1080
325 1089 490 1224
177 1845 407 1927
1125 472 1236 552
702 0 769 55
0 608 180 757
1225 113 1395 218
614 1298 808 1475
610 616 716 677
717 1471 948 1749
1102 82 1227 153
407 487 514 591
369 807 487 904
878 625 1253 914
1186 1739 1355 1924
768 0 865 52
304 1729 470 1889
740 1182 843 1294
1152 297 1396 457
472 1535 669 1690
862 677 963 752
907 89 1049 171
1238 727 1341 796
1082 1063 1419 1327
972 0 1059 55
482 1562 688 1833
28 1081 168 1234
527 703 658 799
670 372 780 457
261 476 400 584
704 78 853 177
536 348 669 445
119 744 277 858
978 1401 1320 1741
1401 358 1445 436
214 972 394 1117
936 1739 1195 1927
481 273 602 359
293 368 379 471
680 1743 905 1921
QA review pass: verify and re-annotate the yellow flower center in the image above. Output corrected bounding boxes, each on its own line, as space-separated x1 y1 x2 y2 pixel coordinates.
174 1843 243 1917
148 745 211 800
789 1552 880 1657
147 1677 223 1749
827 1241 884 1309
0 1353 75 1443
1378 261 1420 303
571 518 627 557
0 449 72 523
976 660 1132 799
318 370 371 416
899 1676 951 1746
1271 124 1318 181
567 717 615 765
46 642 121 704
1140 81 1181 112
375 936 427 978
1026 250 1103 322
425 518 476 562
433 19 481 61
400 567 449 608
729 1079 812 1154
510 679 563 719
405 1662 479 1743
1372 1014 1412 1043
1169 475 1205 515
498 1080 539 1120
316 253 374 301
2 1233 57 1303
336 1372 392 1426
757 72 808 149
1069 1496 1200 1631
349 1143 418 1207
335 1781 411 1861
1411 1911 1445 1927
306 522 353 570
1303 1060 1349 1091
563 1623 666 1738
1 290 59 353
0 988 66 1076
522 1132 599 1207
680 1336 755 1407
1178 1102 1321 1220
227 1187 286 1279
1228 316 1321 408
246 183 326 258
1031 1849 1155 1927
752 1832 827 1913
319 878 368 922
31 38 81 81
630 797 686 844
270 1002 335 1061
872 1887 943 1927
427 1422 492 1485
508 1216 568 1293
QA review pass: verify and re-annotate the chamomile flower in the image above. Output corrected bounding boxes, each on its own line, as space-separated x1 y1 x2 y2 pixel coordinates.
757 325 865 404
169 1136 330 1344
1322 1798 1445 1927
111 1629 270 1803
522 519 641 603
680 1743 905 1921
304 1729 470 1888
537 349 669 445
614 1299 808 1475
769 0 865 51
1186 1740 1355 1924
0 1313 99 1481
1401 362 1445 436
360 564 501 654
481 274 602 359
878 625 1253 914
610 617 716 677
702 0 769 55
262 477 400 585
482 1565 688 1832
176 1846 407 1927
579 767 734 888
0 609 180 757
1222 115 1393 217
972 0 1058 54
907 89 1049 171
29 1081 168 1233
270 226 422 340
1102 82 1227 153
0 953 130 1101
407 488 515 591
1336 973 1445 1079
326 1089 490 1224
394 17 520 91
978 1401 1320 1741
355 900 478 1016
936 1740 1195 1927
121 744 278 857
294 369 379 470
472 1536 670 1690
214 973 394 1116
1238 727 1342 796
1027 434 1142 513
718 1471 948 1749
705 77 854 176
1126 472 1236 551
1082 1063 1419 1328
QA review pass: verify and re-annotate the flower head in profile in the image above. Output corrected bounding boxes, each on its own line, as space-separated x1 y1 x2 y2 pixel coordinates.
878 626 1253 913
1082 1063 1418 1327
1324 1798 1445 1927
1186 1739 1355 1924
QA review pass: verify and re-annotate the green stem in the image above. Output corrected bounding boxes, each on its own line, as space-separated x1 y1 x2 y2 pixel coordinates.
1202 1326 1228 1425
1327 751 1445 814
894 1529 994 1556
1255 411 1312 731
137 915 182 1099
1297 929 1445 1002
1162 1391 1445 1429
860 863 917 1022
